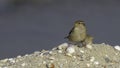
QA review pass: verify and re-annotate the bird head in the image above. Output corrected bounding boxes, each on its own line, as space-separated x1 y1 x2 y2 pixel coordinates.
74 20 85 27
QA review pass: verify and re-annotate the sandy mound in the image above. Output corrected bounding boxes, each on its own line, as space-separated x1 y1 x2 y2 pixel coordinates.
0 43 120 68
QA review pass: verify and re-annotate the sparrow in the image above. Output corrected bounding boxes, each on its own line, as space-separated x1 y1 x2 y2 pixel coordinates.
65 20 87 45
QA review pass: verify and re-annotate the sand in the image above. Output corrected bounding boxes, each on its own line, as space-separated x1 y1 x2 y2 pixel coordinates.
0 43 120 68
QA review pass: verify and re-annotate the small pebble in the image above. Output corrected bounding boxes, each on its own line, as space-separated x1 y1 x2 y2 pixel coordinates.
58 50 63 53
48 56 55 60
101 43 106 45
66 46 75 56
86 44 92 49
34 51 41 54
80 50 84 53
43 61 46 64
8 58 15 63
25 54 29 57
94 61 99 65
49 51 53 54
17 55 22 58
114 45 120 51
21 63 27 66
90 57 95 62
58 43 68 50
86 63 90 67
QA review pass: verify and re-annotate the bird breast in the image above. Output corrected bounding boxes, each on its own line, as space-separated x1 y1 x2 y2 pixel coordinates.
69 27 86 42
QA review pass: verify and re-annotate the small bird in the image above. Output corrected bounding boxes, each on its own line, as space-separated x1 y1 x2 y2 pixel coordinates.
82 34 93 46
65 20 87 46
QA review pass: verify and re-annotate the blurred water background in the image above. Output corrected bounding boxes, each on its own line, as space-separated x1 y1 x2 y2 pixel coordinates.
0 0 120 59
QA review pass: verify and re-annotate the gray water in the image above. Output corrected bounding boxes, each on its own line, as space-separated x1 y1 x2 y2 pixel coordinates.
0 0 120 59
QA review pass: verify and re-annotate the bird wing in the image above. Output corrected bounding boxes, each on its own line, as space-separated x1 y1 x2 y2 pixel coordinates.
68 27 74 34
64 27 74 39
